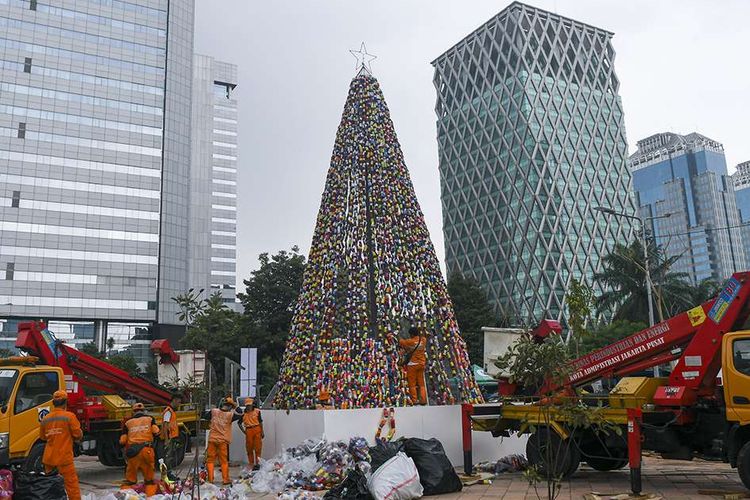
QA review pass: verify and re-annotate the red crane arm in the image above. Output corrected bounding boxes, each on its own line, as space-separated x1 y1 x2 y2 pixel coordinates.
559 272 750 393
15 321 172 405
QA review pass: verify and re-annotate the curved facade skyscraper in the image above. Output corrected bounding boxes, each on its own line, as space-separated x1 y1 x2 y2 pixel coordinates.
432 2 634 325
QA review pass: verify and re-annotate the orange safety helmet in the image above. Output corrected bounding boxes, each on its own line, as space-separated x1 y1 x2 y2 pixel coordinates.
244 397 254 406
52 390 68 401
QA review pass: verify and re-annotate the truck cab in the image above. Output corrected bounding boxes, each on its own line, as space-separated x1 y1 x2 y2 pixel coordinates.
723 332 750 425
0 359 65 467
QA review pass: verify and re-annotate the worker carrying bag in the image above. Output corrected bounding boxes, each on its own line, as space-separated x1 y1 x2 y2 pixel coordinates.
13 470 66 500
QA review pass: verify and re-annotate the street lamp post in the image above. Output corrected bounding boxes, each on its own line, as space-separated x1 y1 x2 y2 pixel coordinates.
594 207 672 327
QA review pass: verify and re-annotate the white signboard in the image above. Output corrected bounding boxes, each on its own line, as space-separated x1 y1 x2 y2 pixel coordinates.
240 348 258 398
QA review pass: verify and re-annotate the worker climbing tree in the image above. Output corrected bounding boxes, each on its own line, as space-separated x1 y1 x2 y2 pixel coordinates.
274 66 482 409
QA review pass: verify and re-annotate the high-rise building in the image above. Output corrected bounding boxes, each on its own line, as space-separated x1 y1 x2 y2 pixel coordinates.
190 55 238 308
432 1 633 324
731 161 750 269
0 0 195 358
630 132 745 284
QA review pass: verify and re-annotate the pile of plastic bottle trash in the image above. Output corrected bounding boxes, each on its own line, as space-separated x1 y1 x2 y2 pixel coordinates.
82 437 371 500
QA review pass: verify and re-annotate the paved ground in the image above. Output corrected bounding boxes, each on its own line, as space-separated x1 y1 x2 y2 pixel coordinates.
77 454 747 499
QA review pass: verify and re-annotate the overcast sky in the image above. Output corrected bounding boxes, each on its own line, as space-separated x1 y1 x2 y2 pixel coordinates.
193 0 750 288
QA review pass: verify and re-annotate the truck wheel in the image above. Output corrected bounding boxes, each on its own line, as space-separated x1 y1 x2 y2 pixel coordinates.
527 428 579 479
737 440 750 489
22 442 45 473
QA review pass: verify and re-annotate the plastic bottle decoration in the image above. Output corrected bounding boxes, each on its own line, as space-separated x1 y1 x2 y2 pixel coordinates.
274 72 483 409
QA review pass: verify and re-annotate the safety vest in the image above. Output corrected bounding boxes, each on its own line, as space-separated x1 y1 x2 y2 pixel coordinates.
125 415 159 445
40 407 83 466
161 405 179 440
208 408 234 444
242 408 261 428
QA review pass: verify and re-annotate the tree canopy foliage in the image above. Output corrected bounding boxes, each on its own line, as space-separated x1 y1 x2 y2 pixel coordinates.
594 239 720 324
447 271 498 366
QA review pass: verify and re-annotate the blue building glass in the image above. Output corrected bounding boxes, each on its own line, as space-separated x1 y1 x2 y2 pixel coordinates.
630 133 745 283
732 160 750 270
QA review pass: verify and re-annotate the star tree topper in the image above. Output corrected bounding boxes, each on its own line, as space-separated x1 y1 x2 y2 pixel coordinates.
349 42 377 75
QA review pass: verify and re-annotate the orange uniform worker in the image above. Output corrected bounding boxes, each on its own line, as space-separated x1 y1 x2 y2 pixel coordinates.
205 397 240 485
39 390 83 500
159 394 181 468
238 398 264 469
120 402 160 496
398 327 428 405
315 388 334 409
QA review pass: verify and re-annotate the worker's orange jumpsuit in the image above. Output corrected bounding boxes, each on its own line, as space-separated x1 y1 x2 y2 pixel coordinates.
40 407 83 500
160 404 179 466
206 408 236 484
399 335 427 405
120 414 160 496
241 408 263 466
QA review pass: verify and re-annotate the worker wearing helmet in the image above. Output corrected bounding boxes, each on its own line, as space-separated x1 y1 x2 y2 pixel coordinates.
159 393 182 468
205 396 240 485
120 402 160 496
39 390 83 500
238 397 263 469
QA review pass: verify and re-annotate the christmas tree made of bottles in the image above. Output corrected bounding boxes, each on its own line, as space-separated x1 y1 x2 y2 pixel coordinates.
274 68 482 409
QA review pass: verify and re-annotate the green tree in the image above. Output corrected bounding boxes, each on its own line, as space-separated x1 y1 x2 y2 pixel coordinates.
447 271 498 366
687 278 721 305
494 334 622 500
180 292 244 386
565 278 594 357
579 320 647 355
594 240 692 323
78 342 142 378
237 247 306 391
106 353 141 376
172 288 207 329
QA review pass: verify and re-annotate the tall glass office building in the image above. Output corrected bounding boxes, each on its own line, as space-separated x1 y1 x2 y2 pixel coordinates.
630 132 745 283
0 0 195 357
190 54 238 309
731 161 750 270
432 1 634 324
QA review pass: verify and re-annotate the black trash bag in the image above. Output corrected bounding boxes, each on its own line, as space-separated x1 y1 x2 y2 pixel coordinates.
369 439 403 471
14 470 67 500
402 437 462 496
324 467 372 500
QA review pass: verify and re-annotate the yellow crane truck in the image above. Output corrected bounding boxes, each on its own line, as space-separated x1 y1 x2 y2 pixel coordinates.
0 321 199 470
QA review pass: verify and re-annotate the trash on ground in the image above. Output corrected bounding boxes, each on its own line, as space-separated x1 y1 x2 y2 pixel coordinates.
457 472 493 487
401 438 461 496
14 470 67 500
367 452 423 500
0 469 12 500
474 454 528 475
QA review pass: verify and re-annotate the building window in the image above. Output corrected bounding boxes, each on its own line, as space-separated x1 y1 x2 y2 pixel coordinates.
147 301 156 310
11 191 20 208
17 122 26 139
29 0 37 11
213 81 234 100
5 263 14 281
23 57 32 73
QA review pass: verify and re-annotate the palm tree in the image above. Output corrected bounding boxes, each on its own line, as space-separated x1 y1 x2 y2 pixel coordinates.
594 239 692 323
